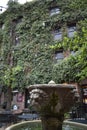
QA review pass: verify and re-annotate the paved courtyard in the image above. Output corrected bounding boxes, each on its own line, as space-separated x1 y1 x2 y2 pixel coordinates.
0 123 10 130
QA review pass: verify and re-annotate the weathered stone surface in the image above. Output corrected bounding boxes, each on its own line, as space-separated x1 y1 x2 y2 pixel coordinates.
28 82 77 130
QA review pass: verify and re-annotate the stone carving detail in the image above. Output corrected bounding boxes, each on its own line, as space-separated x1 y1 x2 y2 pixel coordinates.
29 88 63 114
29 89 48 110
28 82 77 130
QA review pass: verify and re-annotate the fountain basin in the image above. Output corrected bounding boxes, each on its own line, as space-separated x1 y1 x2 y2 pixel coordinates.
5 120 42 130
5 120 87 130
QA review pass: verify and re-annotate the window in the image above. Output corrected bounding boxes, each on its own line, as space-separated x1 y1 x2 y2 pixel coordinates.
2 24 5 30
50 7 60 16
53 29 62 41
55 51 64 60
70 51 75 56
12 16 23 25
0 23 5 30
67 26 76 38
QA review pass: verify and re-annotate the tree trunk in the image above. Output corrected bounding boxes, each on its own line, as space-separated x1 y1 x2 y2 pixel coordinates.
6 86 12 110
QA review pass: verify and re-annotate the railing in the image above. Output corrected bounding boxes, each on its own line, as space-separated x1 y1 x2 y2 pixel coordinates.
0 112 18 123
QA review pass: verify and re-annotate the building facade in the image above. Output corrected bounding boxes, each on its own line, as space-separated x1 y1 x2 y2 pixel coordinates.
0 0 87 115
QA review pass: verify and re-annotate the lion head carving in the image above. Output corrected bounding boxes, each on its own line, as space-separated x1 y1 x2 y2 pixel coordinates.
29 89 48 110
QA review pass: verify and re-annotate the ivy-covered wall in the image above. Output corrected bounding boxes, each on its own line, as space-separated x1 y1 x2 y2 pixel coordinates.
0 0 87 90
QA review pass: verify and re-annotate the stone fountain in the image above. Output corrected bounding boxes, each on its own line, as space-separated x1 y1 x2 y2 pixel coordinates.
28 81 78 130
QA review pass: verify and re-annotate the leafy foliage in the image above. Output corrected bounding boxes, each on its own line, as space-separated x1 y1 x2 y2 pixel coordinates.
0 0 87 91
52 19 87 83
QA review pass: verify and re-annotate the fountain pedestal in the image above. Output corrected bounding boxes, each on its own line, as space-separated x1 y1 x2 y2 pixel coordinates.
28 82 78 130
41 115 64 130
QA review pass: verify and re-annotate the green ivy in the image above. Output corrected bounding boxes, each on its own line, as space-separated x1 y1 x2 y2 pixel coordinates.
52 19 87 83
0 0 87 91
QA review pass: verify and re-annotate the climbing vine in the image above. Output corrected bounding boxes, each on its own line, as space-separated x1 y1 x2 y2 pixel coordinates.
0 0 87 91
52 19 87 84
